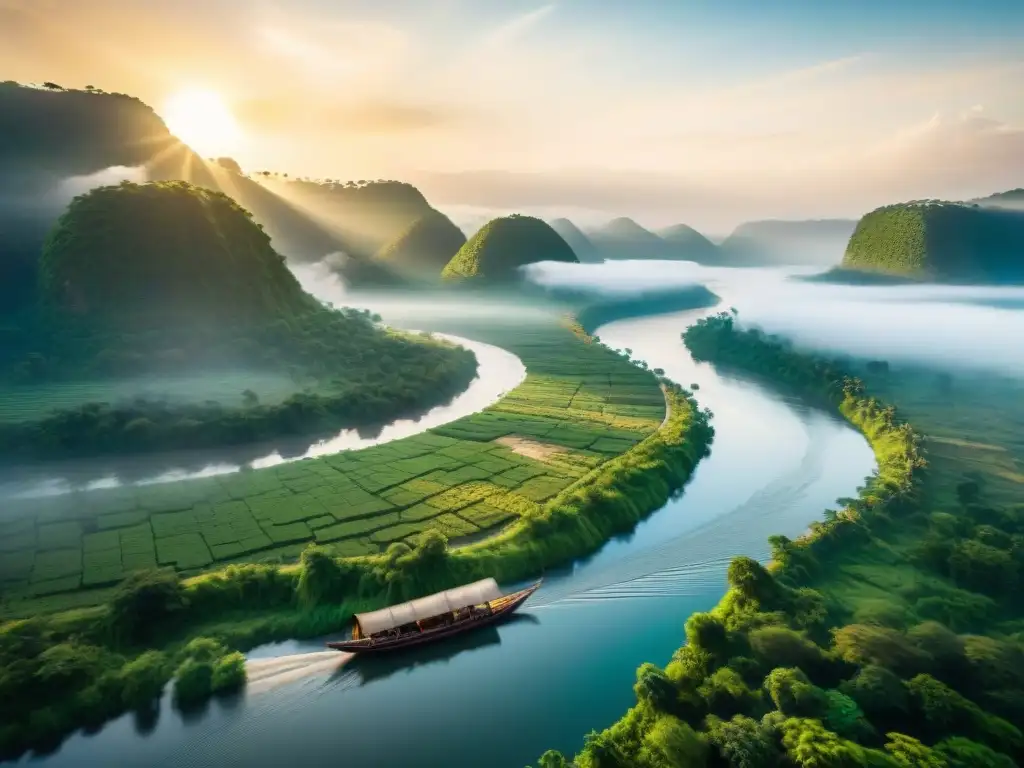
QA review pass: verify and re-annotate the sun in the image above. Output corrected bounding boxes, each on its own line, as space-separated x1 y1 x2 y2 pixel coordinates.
162 88 242 157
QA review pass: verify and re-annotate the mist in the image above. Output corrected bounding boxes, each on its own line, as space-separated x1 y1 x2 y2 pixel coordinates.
525 261 1024 378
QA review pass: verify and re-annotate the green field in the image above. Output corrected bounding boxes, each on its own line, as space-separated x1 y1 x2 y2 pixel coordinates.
0 319 665 617
0 370 305 423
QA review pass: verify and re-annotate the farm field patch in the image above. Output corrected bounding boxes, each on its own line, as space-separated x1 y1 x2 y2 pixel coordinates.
0 319 665 617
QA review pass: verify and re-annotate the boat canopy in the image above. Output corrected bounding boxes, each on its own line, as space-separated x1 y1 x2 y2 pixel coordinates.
355 578 503 636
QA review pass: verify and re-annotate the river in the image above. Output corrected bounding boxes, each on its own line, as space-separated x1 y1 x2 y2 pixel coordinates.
25 304 875 768
0 334 525 500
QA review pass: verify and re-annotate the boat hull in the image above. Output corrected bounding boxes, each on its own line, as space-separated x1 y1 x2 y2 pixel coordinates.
327 582 540 654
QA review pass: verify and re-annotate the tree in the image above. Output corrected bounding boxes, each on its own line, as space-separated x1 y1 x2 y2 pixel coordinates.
883 733 947 767
778 718 866 767
634 662 679 712
839 665 909 721
763 668 827 718
120 650 170 710
107 568 188 646
706 715 781 768
685 612 729 658
640 715 708 767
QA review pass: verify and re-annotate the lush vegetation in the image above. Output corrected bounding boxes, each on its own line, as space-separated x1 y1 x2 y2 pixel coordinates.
535 312 1024 768
374 208 467 276
842 202 1024 282
40 181 315 323
0 181 478 459
0 316 715 760
441 215 579 281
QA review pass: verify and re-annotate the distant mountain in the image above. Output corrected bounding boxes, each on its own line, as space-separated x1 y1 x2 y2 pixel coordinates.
549 218 601 263
719 219 857 266
588 218 673 260
840 200 1024 283
441 215 578 282
971 188 1024 212
374 209 467 277
657 223 720 264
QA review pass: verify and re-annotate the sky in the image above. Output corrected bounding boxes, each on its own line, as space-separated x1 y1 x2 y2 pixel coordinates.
2 0 1023 233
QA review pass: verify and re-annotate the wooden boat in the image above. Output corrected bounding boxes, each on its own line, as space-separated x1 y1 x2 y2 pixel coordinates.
326 577 541 654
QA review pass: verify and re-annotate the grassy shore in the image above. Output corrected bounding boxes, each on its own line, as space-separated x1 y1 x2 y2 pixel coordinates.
0 309 715 760
539 312 1023 768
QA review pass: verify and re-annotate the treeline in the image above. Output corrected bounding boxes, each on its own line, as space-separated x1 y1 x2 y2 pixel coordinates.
0 308 478 460
0 330 715 760
533 312 1022 768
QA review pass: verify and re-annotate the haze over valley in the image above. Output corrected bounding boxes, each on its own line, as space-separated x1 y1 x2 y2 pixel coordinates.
2 2 1024 768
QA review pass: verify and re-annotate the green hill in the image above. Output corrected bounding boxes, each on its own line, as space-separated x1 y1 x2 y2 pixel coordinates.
41 181 314 325
549 218 602 263
373 208 467 276
1 181 479 459
441 214 578 281
841 201 1024 282
658 223 720 263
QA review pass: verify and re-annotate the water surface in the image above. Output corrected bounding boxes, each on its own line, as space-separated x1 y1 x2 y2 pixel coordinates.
27 305 875 768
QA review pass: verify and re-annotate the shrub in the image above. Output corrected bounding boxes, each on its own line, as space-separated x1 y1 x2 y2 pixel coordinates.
211 651 246 693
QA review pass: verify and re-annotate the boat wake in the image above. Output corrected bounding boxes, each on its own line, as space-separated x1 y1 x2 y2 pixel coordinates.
245 651 352 694
530 412 829 608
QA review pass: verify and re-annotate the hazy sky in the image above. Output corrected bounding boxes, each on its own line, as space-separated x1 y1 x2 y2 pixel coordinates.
3 0 1023 232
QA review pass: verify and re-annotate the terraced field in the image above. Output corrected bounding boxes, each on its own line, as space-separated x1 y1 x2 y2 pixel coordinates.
0 320 665 617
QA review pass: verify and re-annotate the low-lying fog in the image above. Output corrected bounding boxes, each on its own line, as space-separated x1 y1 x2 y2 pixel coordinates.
524 260 1024 378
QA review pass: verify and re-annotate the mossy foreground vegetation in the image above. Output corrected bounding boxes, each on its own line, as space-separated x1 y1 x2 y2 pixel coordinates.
842 201 1024 282
0 181 477 459
441 214 579 281
536 313 1024 768
0 316 715 760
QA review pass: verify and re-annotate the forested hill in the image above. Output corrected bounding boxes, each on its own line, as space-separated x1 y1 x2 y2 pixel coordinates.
0 81 175 177
441 214 579 281
841 201 1024 283
40 181 314 327
719 218 857 266
373 208 468 276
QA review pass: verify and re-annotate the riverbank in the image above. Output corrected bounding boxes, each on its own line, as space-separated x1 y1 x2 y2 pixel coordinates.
542 311 1023 767
0 307 715 761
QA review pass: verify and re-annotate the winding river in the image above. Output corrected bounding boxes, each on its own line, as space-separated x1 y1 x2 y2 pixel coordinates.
25 304 876 768
0 334 525 500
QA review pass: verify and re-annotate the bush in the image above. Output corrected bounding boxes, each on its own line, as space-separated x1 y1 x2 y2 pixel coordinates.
763 668 827 718
706 714 781 768
119 650 170 709
172 658 213 708
211 651 246 693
